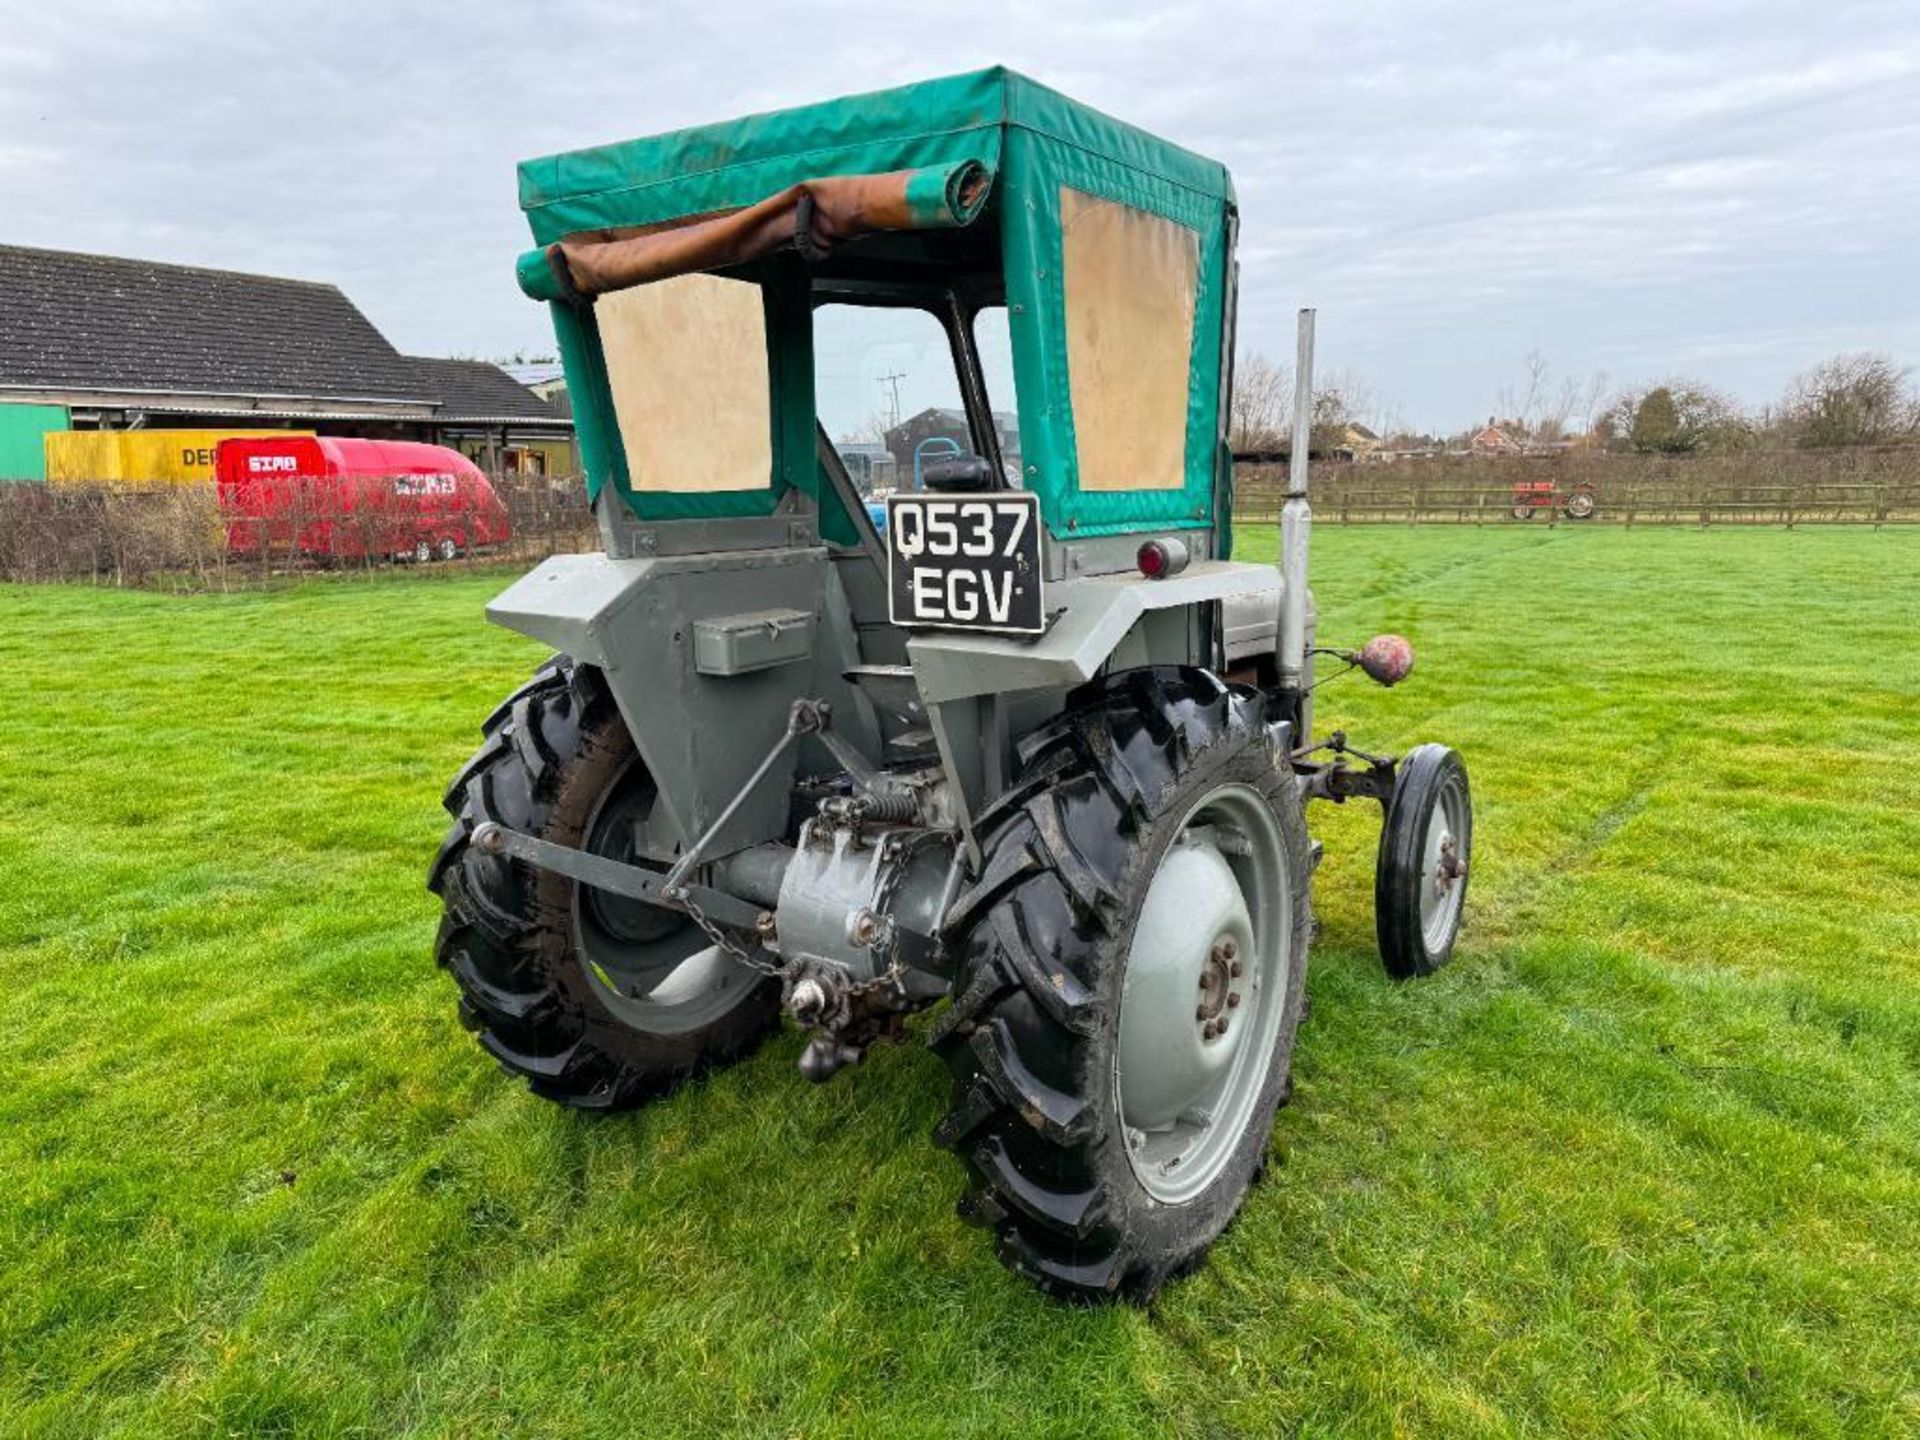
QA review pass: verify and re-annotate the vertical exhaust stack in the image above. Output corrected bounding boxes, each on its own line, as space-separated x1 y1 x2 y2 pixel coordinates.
1277 308 1316 695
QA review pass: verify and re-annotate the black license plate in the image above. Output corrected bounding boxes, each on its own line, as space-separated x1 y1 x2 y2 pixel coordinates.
887 492 1044 635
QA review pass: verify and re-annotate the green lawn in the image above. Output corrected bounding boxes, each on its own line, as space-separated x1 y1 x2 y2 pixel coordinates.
3 528 1918 1437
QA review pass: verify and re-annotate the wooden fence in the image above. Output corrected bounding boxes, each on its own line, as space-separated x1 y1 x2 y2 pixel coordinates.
10 449 1920 590
1231 449 1920 527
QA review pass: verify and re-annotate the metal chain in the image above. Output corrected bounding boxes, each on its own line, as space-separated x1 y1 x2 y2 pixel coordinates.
675 889 786 979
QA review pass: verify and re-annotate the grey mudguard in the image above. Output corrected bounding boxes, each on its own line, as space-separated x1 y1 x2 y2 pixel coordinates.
906 560 1284 705
487 549 877 861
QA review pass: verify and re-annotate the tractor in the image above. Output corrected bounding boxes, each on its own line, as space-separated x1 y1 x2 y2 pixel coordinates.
1511 475 1597 520
429 69 1473 1302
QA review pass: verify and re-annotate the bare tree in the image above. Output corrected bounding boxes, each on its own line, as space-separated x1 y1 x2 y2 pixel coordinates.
1230 352 1293 451
1580 370 1612 438
1520 349 1550 432
1778 353 1918 448
1532 373 1583 444
1231 350 1387 455
842 411 895 446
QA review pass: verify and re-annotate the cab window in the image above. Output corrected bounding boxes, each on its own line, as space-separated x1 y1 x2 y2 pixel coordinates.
814 302 969 496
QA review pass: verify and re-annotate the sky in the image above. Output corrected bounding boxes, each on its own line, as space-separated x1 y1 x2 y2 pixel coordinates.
3 0 1916 434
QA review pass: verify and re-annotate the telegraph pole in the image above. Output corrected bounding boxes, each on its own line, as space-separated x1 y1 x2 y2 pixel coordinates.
879 372 906 433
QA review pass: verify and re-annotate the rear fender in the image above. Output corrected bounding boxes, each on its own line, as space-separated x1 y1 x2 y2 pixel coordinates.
486 548 878 860
909 560 1284 850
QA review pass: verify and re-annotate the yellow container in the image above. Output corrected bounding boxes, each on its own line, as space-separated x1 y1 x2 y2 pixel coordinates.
45 429 313 486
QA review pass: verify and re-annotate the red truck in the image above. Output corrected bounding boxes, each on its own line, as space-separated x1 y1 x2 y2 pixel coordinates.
216 437 512 562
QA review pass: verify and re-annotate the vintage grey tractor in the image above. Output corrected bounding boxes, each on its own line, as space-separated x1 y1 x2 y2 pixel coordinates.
429 69 1472 1301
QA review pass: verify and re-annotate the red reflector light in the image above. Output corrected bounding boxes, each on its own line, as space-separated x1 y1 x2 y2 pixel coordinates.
1135 536 1189 579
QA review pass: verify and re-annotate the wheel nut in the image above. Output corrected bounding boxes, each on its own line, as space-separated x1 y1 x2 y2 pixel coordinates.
1227 992 1241 1008
1195 1007 1208 1022
1221 939 1238 961
1216 1018 1229 1037
1203 1021 1218 1040
1229 960 1244 978
1199 972 1216 990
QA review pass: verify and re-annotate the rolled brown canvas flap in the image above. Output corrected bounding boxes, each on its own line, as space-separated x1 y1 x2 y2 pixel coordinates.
551 166 985 299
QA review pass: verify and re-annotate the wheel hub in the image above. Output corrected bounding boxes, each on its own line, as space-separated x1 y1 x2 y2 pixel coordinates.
1193 936 1243 1040
1114 783 1291 1205
1117 841 1253 1133
1418 784 1469 950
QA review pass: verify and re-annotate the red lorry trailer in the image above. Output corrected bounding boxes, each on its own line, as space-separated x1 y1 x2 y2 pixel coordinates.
216 437 512 562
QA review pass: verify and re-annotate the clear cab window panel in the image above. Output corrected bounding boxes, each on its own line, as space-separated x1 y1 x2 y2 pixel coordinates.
970 304 1020 488
813 302 985 498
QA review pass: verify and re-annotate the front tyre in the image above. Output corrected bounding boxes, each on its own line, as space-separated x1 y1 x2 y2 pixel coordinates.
933 668 1313 1302
428 655 781 1110
1375 743 1472 979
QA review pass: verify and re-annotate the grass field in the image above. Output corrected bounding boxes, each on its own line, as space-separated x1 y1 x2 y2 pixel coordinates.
3 527 1919 1437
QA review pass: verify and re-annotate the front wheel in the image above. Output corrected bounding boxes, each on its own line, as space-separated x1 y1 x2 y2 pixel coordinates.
934 668 1312 1301
1375 744 1472 978
428 655 781 1109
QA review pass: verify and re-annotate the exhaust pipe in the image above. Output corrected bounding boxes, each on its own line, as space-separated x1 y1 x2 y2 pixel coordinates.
1277 307 1315 693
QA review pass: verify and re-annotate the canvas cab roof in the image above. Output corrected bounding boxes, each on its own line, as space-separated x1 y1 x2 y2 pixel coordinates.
516 67 1232 244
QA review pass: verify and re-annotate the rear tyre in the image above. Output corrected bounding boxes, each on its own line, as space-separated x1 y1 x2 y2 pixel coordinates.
1510 502 1534 520
933 668 1313 1302
1375 744 1472 979
428 655 782 1110
1563 488 1596 520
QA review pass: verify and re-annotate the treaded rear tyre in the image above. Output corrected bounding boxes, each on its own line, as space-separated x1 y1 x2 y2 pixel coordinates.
428 654 781 1110
932 667 1313 1302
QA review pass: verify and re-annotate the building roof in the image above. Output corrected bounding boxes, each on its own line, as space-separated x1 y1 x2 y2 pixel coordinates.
889 406 1019 431
409 356 571 426
0 245 571 433
0 244 429 405
502 361 566 387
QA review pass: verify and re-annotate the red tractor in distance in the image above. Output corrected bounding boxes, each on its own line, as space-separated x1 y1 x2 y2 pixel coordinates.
1510 476 1596 521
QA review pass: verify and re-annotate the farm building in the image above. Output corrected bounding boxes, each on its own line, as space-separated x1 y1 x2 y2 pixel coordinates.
1470 419 1526 456
0 244 572 481
883 406 1022 484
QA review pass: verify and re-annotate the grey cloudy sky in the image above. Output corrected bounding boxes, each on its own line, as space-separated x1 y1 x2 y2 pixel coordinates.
4 0 1915 431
